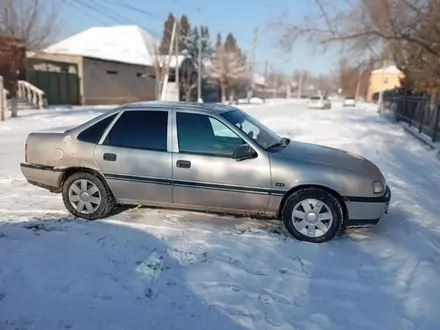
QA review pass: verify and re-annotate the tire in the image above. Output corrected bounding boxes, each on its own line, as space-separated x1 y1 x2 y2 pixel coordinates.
281 187 344 243
62 171 115 220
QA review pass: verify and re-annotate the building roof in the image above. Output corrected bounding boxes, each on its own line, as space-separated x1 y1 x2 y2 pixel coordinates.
371 65 401 74
253 72 266 86
41 25 160 67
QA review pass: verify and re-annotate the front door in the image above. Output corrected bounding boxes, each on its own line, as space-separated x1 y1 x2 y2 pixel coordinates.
171 111 271 213
94 109 173 205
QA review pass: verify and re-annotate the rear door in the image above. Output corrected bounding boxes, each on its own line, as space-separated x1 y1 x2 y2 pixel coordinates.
94 108 173 205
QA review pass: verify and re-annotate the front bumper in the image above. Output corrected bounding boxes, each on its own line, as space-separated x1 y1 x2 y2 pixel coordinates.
344 185 391 228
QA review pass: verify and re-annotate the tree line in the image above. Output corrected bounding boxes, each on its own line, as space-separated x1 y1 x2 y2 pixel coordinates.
274 0 440 104
157 13 251 102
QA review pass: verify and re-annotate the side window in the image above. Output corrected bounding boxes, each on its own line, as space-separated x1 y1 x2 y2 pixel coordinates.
176 112 244 156
233 119 261 140
78 113 117 144
209 118 237 138
104 110 168 151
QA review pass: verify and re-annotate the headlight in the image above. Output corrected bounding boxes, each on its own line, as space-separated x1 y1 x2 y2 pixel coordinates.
373 181 384 194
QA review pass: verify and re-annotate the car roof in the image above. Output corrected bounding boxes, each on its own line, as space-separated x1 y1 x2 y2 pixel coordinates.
121 101 239 114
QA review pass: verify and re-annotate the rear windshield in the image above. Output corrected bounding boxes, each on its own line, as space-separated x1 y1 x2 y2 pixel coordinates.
310 96 321 100
345 97 354 100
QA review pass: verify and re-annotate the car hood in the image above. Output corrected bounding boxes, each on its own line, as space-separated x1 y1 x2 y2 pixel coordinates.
273 141 380 174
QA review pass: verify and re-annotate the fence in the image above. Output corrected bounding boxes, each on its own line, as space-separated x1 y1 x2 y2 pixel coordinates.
384 94 440 143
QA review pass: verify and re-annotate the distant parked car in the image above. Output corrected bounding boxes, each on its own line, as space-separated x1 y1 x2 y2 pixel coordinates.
20 101 390 243
343 96 356 107
308 95 332 109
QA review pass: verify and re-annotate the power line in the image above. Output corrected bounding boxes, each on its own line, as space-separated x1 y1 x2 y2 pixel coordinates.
75 0 131 24
96 0 163 22
65 0 111 25
168 0 202 13
73 0 161 37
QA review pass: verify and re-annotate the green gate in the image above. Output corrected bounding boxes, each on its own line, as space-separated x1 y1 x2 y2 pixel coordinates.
27 69 80 105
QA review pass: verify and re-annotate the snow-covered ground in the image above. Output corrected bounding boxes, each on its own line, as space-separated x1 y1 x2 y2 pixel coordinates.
1 100 440 330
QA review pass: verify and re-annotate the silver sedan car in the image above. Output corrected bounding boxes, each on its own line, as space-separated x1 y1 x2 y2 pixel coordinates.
20 101 391 243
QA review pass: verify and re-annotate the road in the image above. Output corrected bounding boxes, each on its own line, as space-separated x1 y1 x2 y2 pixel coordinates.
1 100 440 329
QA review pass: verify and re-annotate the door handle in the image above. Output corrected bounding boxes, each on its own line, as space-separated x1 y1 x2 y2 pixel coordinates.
176 160 191 168
103 153 117 161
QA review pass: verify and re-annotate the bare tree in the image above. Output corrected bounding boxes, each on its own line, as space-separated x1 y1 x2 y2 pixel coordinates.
150 40 174 100
179 58 197 101
0 0 60 50
0 0 59 117
273 0 436 58
273 0 440 99
152 53 167 100
205 45 248 103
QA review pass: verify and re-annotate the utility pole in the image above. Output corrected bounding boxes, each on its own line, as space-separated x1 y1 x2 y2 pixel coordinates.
355 65 363 101
297 70 304 99
248 28 258 103
263 60 268 103
0 76 4 121
377 57 388 113
161 17 178 101
175 17 180 102
197 25 202 103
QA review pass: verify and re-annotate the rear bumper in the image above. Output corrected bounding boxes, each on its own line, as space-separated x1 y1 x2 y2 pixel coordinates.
344 185 391 228
308 104 329 109
20 162 64 192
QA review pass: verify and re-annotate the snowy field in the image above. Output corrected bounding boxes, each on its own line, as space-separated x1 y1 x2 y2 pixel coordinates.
1 100 440 330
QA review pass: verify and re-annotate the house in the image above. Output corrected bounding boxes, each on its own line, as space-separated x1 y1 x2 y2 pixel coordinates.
367 65 403 102
0 35 26 94
26 25 186 105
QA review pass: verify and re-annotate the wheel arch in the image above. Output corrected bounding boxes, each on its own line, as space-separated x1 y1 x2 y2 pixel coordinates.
277 184 348 220
59 167 114 197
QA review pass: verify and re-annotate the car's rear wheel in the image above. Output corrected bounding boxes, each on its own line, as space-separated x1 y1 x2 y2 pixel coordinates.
62 172 115 220
281 187 344 243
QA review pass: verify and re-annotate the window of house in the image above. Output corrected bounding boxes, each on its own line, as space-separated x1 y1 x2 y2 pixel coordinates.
176 112 244 157
137 72 144 77
77 113 117 144
107 70 118 75
384 77 389 84
104 111 168 151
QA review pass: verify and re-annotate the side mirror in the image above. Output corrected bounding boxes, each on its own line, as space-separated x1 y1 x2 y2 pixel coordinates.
232 144 256 161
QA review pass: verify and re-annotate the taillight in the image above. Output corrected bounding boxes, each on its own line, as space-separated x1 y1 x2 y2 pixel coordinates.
25 142 28 162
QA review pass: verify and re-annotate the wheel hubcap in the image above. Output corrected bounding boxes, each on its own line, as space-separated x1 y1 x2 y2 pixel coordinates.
292 199 333 238
80 191 90 201
68 179 102 214
305 212 318 223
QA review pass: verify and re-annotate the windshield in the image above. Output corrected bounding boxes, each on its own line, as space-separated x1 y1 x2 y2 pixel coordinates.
310 96 321 100
221 110 282 150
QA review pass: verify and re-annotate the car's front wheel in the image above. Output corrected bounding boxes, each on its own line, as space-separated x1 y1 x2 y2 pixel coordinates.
281 187 344 243
62 172 115 220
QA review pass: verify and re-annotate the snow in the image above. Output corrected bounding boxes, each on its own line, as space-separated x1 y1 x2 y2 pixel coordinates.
380 107 440 158
1 100 440 329
371 65 402 75
39 25 158 67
